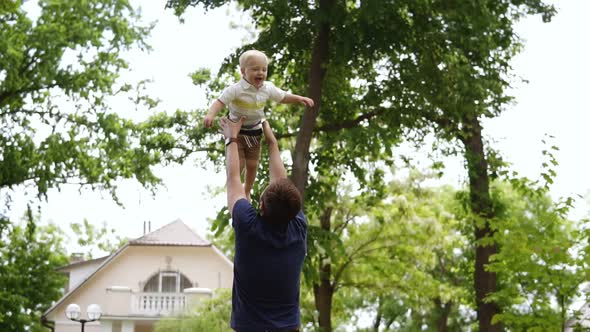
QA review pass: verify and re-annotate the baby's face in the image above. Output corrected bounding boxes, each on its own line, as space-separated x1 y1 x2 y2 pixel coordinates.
242 55 268 88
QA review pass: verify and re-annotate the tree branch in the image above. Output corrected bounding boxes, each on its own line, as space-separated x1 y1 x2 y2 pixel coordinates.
0 108 56 118
276 108 387 139
333 209 355 236
332 228 385 288
0 82 62 108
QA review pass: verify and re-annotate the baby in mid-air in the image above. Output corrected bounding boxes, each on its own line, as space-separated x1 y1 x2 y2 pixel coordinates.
203 50 314 200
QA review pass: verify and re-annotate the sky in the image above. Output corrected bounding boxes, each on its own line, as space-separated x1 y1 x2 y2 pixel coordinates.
485 0 590 217
9 0 590 254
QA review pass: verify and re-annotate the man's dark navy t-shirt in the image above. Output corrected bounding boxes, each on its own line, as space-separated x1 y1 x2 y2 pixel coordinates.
230 198 307 332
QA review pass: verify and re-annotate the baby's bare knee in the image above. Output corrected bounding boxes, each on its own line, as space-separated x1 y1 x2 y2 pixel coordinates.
246 158 259 171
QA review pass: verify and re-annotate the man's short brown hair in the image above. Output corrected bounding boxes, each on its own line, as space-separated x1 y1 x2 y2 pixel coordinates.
261 178 302 225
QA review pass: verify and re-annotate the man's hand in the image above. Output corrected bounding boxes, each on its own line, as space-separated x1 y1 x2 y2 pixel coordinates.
219 116 245 138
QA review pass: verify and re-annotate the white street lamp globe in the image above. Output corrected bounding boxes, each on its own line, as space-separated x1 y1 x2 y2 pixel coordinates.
65 303 81 320
87 304 102 321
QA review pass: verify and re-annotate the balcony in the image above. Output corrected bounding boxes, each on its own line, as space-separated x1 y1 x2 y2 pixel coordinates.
106 286 212 316
133 292 187 315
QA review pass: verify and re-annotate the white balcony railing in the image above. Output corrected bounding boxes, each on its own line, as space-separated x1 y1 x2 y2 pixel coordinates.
129 288 213 316
133 292 187 315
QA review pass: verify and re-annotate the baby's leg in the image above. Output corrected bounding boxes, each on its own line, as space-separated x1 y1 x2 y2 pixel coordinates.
236 141 246 177
244 158 259 202
241 135 262 202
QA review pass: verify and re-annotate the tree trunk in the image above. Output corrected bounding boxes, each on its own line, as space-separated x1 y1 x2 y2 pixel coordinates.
291 0 333 197
313 207 333 332
433 298 452 332
313 268 333 332
460 116 502 332
372 296 384 332
290 1 335 330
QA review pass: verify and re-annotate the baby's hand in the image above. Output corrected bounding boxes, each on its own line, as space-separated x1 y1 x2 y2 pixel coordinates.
203 113 215 128
300 96 314 108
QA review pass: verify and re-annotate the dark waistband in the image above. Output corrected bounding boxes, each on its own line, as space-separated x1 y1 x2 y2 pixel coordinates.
241 120 262 129
235 329 299 332
239 128 262 136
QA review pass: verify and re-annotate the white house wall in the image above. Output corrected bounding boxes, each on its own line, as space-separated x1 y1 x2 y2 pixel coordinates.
46 245 233 331
67 261 105 291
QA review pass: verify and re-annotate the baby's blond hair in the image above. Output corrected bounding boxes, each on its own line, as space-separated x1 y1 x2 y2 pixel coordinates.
239 50 268 69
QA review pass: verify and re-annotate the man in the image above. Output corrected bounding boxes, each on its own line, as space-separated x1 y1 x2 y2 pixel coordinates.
219 117 307 332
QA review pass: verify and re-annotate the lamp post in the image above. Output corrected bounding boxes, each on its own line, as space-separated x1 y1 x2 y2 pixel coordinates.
65 303 102 332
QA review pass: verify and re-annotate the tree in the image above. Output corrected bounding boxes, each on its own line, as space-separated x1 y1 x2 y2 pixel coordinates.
344 170 588 332
0 1 206 329
339 174 474 332
0 0 165 209
155 288 232 332
70 218 128 258
0 209 68 332
483 156 589 330
356 2 555 330
166 1 556 331
165 2 409 330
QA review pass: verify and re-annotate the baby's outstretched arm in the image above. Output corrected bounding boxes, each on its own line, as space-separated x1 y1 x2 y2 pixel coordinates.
281 93 314 108
203 100 225 128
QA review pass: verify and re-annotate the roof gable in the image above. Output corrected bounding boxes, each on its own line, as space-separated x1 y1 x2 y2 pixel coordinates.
130 219 211 247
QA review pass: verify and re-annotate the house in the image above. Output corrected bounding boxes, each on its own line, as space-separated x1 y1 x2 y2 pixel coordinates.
42 219 233 332
565 301 590 332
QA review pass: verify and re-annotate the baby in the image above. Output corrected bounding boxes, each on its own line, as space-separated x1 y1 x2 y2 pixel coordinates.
203 50 314 200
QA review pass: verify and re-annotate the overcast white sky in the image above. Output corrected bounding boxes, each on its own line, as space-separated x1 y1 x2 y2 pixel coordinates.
9 0 589 253
485 0 590 217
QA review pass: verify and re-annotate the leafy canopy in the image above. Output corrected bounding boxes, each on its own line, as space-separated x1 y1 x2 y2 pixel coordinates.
0 210 68 332
0 0 163 206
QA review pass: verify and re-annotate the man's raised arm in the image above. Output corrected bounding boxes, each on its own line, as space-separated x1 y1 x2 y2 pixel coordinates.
219 117 247 215
262 121 287 182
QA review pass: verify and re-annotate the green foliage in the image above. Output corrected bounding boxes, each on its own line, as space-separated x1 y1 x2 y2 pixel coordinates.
0 208 68 332
0 0 165 203
328 166 588 331
0 2 214 330
70 218 128 257
334 174 475 331
485 183 586 330
155 288 232 332
164 0 562 331
448 167 588 331
189 68 212 86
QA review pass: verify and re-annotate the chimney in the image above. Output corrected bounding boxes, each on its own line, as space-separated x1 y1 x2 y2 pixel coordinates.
69 252 85 264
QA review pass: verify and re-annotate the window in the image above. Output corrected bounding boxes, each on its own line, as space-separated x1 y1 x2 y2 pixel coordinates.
143 271 195 293
180 274 192 291
161 274 177 292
